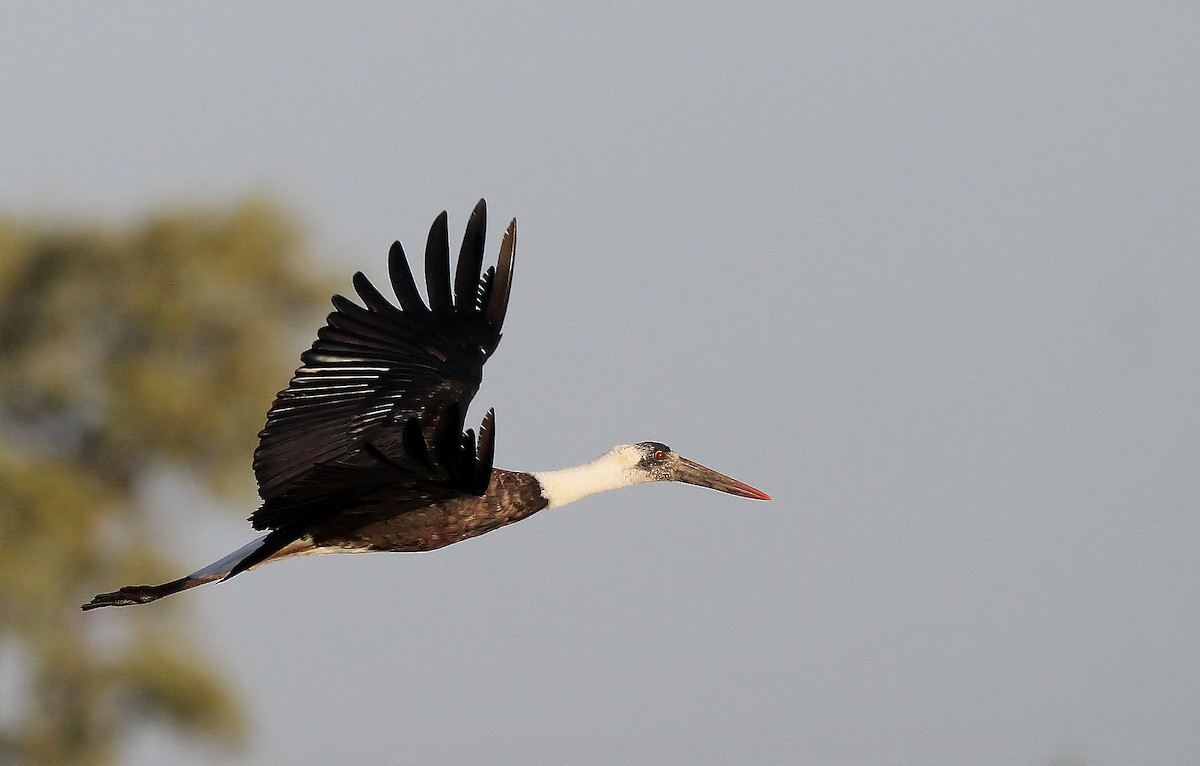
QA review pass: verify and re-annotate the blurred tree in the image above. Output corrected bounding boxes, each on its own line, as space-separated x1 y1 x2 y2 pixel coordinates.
0 201 331 765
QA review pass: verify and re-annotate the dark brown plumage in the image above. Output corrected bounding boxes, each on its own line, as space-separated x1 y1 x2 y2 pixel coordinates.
305 469 548 553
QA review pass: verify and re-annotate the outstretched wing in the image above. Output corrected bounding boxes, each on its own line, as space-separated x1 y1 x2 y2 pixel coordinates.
251 199 516 509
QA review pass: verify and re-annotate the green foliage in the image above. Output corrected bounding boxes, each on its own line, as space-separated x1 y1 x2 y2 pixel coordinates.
0 201 332 765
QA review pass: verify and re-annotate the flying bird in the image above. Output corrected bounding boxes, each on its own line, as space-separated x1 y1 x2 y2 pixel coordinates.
83 201 769 609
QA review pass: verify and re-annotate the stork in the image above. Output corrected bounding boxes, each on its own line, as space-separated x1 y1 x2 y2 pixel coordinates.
83 201 769 609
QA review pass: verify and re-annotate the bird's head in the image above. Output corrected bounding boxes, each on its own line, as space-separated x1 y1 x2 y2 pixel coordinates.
612 441 771 500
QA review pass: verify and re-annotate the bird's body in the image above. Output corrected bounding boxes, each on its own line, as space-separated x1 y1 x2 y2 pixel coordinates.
305 468 547 553
83 201 768 610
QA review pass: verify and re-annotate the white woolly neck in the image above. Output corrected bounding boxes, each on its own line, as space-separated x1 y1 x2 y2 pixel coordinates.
531 445 649 509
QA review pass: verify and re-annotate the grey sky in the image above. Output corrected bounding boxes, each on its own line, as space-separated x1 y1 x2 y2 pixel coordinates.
4 3 1198 764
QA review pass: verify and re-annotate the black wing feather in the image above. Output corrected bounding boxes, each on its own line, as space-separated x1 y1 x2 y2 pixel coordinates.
485 219 517 335
424 211 453 312
402 416 434 471
251 201 513 534
352 271 395 313
475 409 496 494
387 240 427 313
455 199 486 313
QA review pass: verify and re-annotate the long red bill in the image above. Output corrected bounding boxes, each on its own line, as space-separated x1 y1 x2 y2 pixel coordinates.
675 457 771 500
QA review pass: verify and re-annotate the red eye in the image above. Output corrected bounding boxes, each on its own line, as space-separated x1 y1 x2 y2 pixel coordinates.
654 450 667 461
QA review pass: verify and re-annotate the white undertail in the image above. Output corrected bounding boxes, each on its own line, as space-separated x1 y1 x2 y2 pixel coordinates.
188 534 271 580
188 534 361 583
